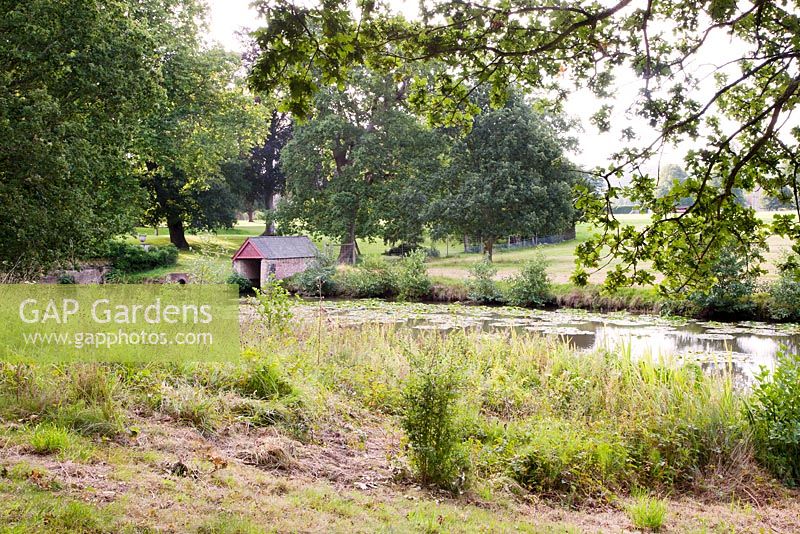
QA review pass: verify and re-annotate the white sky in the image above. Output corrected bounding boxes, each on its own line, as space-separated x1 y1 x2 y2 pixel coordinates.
204 0 746 176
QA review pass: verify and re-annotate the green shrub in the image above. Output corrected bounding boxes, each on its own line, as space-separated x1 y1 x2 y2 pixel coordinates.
688 246 760 317
288 255 337 296
505 255 551 307
395 250 431 301
467 260 502 304
401 346 468 490
105 241 178 274
252 276 296 333
57 273 76 284
226 272 254 295
747 351 800 486
334 257 396 298
768 267 800 321
626 494 668 531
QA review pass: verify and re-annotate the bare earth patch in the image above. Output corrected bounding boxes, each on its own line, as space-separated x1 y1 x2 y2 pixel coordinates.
3 416 800 532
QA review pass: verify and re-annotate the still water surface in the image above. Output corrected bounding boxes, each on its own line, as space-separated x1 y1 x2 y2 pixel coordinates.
295 300 800 381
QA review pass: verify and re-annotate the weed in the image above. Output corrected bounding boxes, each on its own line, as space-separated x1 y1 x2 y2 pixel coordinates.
28 425 72 455
626 494 668 531
395 250 431 301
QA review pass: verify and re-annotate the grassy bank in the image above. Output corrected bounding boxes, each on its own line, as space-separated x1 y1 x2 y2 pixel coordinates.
1 309 798 532
129 211 794 285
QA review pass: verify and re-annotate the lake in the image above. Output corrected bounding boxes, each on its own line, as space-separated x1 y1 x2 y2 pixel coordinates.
293 300 800 382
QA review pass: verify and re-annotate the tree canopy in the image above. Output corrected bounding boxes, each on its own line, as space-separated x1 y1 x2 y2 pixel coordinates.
432 99 578 260
137 4 266 249
250 0 800 292
277 70 445 263
0 0 161 272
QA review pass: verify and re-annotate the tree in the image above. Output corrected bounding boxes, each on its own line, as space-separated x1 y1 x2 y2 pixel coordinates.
249 0 800 292
432 99 577 261
240 110 292 234
138 6 265 249
277 69 444 263
656 165 688 199
0 0 161 273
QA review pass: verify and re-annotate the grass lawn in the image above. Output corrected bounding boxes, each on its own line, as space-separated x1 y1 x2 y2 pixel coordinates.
129 212 794 284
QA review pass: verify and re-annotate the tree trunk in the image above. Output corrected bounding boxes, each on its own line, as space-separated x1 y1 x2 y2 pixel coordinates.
246 209 254 223
337 223 357 264
483 238 494 262
262 192 276 236
168 215 189 250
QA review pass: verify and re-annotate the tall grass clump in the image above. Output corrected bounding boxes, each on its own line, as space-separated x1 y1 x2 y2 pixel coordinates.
505 255 551 307
401 342 469 490
0 363 125 437
29 424 73 455
626 494 668 531
747 351 800 486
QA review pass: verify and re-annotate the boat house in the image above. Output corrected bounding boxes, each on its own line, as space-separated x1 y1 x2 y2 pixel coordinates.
232 236 319 287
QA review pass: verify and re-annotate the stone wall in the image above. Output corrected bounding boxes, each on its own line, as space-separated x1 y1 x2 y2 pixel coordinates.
40 264 112 284
260 257 313 284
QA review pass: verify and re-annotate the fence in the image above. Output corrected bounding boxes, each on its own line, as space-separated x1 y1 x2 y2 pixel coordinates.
464 227 576 254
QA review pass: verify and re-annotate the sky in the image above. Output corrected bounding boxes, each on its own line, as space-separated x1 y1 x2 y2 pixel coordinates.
204 0 744 175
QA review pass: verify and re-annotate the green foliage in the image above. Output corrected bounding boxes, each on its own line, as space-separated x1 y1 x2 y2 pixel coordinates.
506 256 552 307
395 250 431 301
137 4 267 249
288 256 337 296
401 346 468 490
237 359 295 401
0 0 160 272
626 495 668 532
334 257 396 298
249 0 800 291
252 277 296 333
431 99 577 261
275 69 445 261
747 352 800 486
687 246 761 316
105 242 178 275
767 264 800 321
226 272 254 295
29 425 73 455
57 274 77 285
510 420 629 496
467 260 501 304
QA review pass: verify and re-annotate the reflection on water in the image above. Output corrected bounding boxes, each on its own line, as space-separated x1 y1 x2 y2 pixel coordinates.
295 300 800 382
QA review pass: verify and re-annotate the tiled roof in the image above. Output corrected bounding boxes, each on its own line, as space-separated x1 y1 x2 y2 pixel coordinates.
242 236 319 259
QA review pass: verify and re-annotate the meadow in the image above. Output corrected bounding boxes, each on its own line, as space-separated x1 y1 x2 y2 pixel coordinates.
0 304 799 532
131 212 795 285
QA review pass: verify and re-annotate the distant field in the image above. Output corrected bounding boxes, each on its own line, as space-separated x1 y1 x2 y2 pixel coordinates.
132 212 794 284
